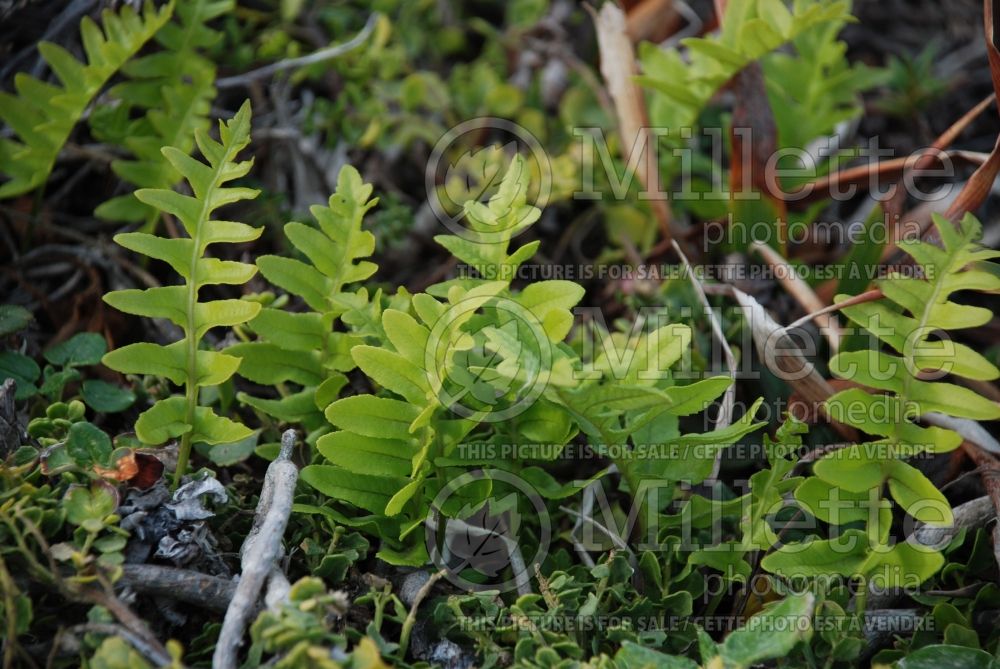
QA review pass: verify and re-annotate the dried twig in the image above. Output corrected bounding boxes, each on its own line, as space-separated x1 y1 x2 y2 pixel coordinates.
213 430 300 669
118 564 238 613
216 14 378 88
62 623 169 667
82 586 170 666
750 240 843 353
782 289 884 334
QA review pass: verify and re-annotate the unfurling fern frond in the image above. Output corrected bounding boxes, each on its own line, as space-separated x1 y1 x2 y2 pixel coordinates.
102 101 261 485
227 165 379 440
0 1 174 199
818 213 1000 525
94 0 234 226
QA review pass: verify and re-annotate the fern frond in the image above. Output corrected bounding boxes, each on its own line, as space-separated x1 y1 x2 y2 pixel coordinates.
0 1 174 199
102 101 261 484
430 153 542 294
94 0 234 225
227 165 378 438
762 8 884 151
819 213 1000 524
638 0 851 134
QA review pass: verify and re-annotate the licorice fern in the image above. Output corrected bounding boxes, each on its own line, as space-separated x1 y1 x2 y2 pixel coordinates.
762 4 884 153
299 156 585 564
93 0 233 227
102 101 261 486
0 1 174 199
762 213 1000 596
638 0 852 135
227 165 379 442
819 213 1000 516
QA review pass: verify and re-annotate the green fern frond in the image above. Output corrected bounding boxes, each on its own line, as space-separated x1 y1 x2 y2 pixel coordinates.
227 165 379 439
430 153 542 294
819 213 1000 524
94 0 234 225
762 5 885 151
639 0 852 134
102 101 261 485
0 1 174 199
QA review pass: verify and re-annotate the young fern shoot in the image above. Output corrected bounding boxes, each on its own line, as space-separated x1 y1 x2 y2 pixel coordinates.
102 101 261 485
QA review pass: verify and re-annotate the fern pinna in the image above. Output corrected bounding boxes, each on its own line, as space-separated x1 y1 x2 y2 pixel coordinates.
94 0 234 227
0 1 173 198
227 165 378 444
102 101 261 485
762 213 1000 598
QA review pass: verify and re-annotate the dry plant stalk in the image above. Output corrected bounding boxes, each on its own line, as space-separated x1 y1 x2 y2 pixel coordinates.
590 3 673 241
702 283 858 441
213 429 300 669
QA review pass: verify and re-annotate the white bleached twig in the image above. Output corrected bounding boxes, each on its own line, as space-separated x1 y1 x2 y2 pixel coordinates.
213 430 299 669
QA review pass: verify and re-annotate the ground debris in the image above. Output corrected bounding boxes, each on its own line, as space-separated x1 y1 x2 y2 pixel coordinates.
119 475 229 575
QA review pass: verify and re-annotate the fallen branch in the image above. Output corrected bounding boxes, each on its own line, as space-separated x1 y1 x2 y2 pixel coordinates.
213 429 300 669
118 564 237 613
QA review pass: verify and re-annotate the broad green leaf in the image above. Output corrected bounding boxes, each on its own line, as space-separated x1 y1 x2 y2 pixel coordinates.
301 465 409 515
316 431 415 478
897 644 1000 669
44 332 106 367
63 485 116 533
0 351 40 399
761 530 871 578
81 379 136 413
352 345 429 404
65 422 114 468
0 305 32 336
614 642 698 669
225 343 323 386
717 593 815 669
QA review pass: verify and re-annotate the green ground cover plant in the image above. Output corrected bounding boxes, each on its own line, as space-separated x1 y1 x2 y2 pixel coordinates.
1 0 999 667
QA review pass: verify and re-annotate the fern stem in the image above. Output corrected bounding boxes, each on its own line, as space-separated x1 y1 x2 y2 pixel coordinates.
174 131 242 488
